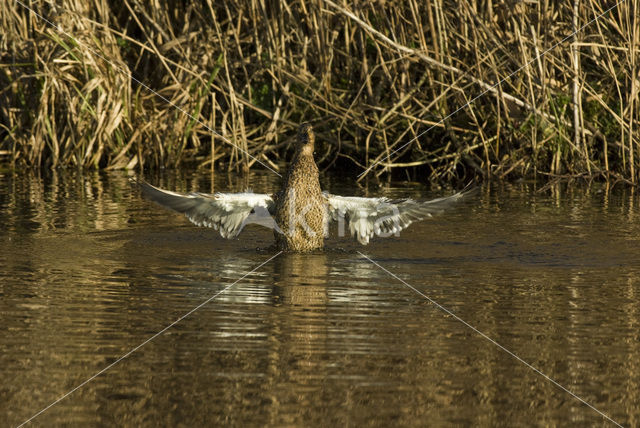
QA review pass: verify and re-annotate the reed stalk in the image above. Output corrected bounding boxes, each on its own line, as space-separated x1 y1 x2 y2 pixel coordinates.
0 0 638 183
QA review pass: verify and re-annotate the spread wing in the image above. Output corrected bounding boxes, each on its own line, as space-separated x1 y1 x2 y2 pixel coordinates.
324 184 473 245
136 180 275 238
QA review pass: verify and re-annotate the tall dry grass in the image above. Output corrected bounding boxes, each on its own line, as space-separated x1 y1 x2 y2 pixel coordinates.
0 0 638 183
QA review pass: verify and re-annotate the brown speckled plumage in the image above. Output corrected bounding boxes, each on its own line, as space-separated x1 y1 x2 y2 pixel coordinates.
136 123 472 252
273 123 327 252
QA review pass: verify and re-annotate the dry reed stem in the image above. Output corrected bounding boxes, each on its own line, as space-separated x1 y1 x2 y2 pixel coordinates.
0 0 638 184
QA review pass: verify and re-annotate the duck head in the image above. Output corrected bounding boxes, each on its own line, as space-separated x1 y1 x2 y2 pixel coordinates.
296 122 315 157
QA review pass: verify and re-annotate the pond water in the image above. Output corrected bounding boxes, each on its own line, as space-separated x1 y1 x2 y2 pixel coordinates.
1 170 639 427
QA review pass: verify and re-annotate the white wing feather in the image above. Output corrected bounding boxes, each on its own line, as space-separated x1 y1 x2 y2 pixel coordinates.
324 185 471 245
137 181 274 239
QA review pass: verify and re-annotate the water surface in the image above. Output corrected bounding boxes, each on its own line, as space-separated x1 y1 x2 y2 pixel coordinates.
1 170 639 426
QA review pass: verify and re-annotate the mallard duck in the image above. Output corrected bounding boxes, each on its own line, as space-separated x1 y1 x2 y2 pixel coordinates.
136 123 472 252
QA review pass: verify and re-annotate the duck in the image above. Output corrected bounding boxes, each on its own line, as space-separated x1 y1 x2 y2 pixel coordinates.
135 123 473 252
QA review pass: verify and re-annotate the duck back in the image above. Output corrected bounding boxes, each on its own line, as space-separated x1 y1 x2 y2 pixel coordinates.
273 153 326 251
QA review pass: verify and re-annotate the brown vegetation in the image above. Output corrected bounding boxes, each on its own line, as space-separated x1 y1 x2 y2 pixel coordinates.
0 0 638 183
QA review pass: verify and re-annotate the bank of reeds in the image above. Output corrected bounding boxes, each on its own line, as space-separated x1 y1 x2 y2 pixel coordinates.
0 0 638 183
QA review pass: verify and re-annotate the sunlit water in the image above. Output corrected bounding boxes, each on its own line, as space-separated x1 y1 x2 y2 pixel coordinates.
1 170 639 426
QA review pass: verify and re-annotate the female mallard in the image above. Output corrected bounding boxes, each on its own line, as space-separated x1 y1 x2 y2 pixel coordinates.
136 123 472 252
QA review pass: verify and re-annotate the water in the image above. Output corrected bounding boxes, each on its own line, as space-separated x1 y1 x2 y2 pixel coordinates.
1 170 639 426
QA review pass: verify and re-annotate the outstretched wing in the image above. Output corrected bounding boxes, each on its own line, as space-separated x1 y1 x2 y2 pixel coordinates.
136 180 275 238
324 184 473 245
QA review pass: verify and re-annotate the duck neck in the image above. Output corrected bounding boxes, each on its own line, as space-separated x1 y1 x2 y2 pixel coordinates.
299 143 314 157
282 150 319 189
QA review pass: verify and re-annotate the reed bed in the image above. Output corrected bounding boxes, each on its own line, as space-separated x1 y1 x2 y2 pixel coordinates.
0 0 638 183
